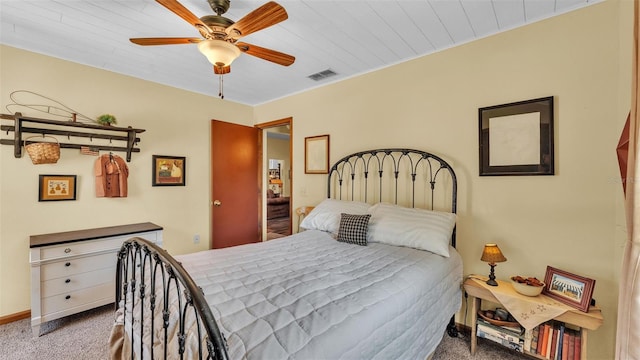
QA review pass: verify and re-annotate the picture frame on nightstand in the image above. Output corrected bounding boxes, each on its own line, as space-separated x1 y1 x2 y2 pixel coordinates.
542 266 595 312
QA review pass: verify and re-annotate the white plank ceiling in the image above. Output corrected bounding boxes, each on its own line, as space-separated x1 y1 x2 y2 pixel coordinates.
1 0 600 106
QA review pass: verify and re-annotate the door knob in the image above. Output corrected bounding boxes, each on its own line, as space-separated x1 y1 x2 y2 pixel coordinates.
213 200 222 207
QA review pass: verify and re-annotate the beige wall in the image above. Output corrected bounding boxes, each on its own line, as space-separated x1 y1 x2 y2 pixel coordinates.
255 1 631 359
0 45 253 315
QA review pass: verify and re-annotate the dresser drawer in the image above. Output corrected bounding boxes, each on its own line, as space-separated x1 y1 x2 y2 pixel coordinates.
38 231 158 261
41 282 112 315
40 251 117 281
41 267 114 297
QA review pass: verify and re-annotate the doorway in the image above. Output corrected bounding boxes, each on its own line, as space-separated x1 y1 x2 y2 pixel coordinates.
256 118 292 240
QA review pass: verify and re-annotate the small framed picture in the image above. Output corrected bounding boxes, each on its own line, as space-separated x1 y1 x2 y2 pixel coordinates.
152 155 186 186
305 134 330 174
39 175 77 201
542 266 595 312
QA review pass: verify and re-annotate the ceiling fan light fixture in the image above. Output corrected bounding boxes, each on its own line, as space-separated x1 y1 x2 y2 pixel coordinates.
197 39 241 67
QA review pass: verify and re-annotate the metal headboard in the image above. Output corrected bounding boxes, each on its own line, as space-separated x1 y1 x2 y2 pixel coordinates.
327 148 458 247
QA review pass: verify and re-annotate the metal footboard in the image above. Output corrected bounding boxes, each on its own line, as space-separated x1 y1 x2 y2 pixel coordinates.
115 237 229 360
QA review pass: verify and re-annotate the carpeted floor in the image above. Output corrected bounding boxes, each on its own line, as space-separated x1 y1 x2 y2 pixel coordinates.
0 305 113 360
0 304 527 360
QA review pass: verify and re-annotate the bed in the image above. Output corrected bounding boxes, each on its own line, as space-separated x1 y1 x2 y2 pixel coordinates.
111 148 461 360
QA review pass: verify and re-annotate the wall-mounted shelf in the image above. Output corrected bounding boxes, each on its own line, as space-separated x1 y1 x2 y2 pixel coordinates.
0 113 145 162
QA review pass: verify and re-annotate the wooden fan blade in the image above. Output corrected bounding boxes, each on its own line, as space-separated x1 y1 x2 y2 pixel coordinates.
156 0 210 32
213 65 231 75
130 37 201 46
225 2 287 40
236 42 295 66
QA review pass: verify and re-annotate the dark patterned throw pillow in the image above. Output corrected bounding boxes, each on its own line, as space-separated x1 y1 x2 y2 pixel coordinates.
337 213 371 246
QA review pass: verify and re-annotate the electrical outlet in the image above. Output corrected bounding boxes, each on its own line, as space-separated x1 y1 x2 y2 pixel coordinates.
193 234 200 244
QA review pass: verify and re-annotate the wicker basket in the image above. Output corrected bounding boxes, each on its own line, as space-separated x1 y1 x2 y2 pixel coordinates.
24 136 61 164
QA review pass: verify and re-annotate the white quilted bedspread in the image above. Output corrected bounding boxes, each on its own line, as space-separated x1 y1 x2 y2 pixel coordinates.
175 230 462 360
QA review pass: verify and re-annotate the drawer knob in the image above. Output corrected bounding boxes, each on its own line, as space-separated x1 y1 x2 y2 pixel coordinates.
64 248 71 253
65 295 71 300
65 279 71 283
65 262 71 267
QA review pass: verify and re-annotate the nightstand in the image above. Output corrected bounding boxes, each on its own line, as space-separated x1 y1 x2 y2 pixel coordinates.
464 277 603 359
295 206 314 232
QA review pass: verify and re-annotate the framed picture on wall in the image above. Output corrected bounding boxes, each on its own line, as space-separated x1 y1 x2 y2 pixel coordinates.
479 96 554 176
38 175 77 201
152 155 186 186
305 134 330 174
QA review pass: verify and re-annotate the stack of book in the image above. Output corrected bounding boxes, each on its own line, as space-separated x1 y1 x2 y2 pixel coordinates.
528 320 582 360
477 317 525 352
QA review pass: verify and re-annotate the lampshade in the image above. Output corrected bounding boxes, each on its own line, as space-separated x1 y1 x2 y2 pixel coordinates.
197 40 241 67
480 243 507 264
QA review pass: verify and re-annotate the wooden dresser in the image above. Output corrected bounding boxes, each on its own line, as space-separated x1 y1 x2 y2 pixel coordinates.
29 222 163 336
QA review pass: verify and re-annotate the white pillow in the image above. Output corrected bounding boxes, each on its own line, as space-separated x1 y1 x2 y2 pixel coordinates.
299 199 371 235
367 203 456 257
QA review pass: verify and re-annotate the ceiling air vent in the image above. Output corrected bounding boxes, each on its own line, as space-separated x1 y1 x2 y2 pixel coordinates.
308 69 337 81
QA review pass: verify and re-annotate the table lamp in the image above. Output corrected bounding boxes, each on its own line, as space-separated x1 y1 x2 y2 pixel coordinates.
480 243 507 286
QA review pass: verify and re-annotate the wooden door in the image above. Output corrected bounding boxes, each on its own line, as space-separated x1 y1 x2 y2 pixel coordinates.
211 120 261 248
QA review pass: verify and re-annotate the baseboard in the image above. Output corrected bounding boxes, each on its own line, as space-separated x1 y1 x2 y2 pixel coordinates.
0 310 30 325
456 322 472 335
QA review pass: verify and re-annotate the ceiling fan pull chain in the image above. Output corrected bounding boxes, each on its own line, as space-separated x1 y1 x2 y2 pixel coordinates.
218 75 224 99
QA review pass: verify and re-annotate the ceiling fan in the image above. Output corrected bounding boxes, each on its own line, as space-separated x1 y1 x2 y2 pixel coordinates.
130 0 295 97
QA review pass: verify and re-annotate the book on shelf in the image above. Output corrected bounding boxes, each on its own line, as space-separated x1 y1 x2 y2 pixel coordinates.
550 325 558 360
477 318 524 336
525 320 582 360
524 327 533 353
556 323 566 360
539 323 550 357
477 326 524 352
530 326 540 353
545 323 553 359
477 322 524 345
534 324 542 355
562 330 570 360
574 329 582 360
